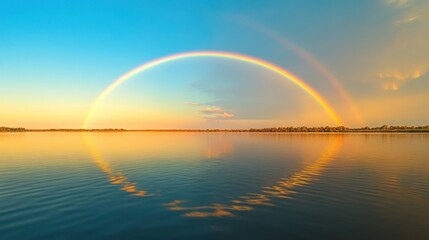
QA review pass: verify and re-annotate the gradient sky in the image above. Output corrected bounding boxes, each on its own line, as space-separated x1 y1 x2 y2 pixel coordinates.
1 0 428 129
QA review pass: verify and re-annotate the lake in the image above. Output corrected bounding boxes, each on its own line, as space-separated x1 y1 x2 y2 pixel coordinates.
1 132 428 239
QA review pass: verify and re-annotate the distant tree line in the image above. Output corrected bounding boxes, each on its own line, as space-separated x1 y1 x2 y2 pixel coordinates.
249 125 429 132
0 127 125 132
1 125 429 132
34 128 127 132
0 127 26 132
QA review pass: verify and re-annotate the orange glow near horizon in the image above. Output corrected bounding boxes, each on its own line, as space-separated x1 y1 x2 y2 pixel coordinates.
83 51 343 129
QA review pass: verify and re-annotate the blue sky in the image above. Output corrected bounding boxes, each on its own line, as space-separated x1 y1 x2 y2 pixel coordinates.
1 0 428 128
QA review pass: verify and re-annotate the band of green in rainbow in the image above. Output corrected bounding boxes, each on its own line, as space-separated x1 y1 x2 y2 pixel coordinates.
83 51 343 128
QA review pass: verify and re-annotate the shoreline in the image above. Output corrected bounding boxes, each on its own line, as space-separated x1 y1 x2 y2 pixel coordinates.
1 126 429 133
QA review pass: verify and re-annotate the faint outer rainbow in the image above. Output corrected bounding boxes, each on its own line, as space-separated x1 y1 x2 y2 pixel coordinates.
258 31 363 125
232 17 362 125
83 51 343 128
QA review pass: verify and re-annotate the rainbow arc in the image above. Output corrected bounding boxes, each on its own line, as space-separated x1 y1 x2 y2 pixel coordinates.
83 51 343 128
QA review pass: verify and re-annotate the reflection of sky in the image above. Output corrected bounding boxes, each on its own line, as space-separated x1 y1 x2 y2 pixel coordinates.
0 130 429 239
165 134 343 217
1 0 429 128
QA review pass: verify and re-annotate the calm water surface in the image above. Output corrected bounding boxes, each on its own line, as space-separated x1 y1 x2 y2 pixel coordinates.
1 132 428 239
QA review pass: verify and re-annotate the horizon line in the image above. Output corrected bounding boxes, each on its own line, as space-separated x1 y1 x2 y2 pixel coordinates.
2 125 429 133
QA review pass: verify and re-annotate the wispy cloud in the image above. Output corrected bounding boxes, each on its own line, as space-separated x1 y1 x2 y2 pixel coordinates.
384 0 409 7
397 15 420 24
200 106 223 114
379 70 425 81
205 112 235 120
383 83 399 91
378 70 425 90
372 0 429 91
186 101 204 106
218 112 234 118
187 102 235 120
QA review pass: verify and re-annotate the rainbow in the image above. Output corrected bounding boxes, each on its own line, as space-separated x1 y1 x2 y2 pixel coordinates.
233 17 362 124
261 33 363 125
83 51 343 128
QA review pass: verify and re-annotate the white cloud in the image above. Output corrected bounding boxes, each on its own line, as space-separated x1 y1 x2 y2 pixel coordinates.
378 70 425 90
200 106 235 119
372 0 429 91
187 102 235 120
200 106 224 114
383 83 399 91
218 112 234 118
